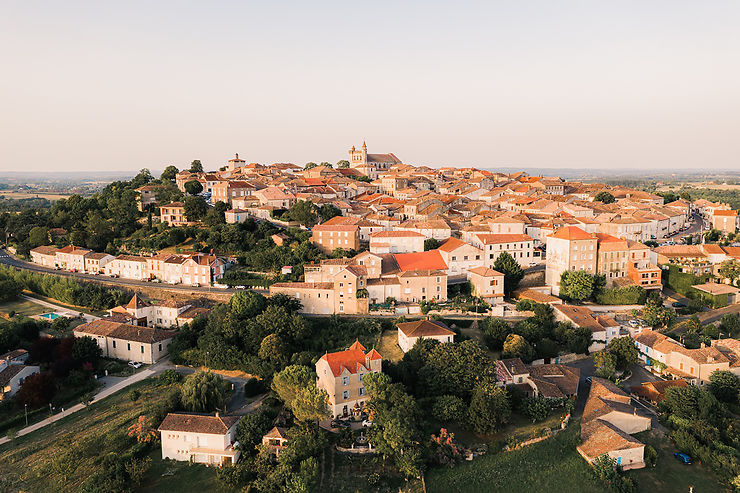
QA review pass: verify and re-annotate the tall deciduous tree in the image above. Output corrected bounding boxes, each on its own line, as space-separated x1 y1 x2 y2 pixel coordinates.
161 165 179 181
189 160 203 173
183 196 207 221
492 251 524 296
502 333 535 362
708 370 740 403
291 385 330 423
607 336 639 371
559 270 595 301
184 180 203 196
271 365 314 409
594 191 615 204
180 371 230 412
468 379 511 433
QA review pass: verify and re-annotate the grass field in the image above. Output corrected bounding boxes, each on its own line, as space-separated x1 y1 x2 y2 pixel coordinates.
0 191 74 201
419 424 606 493
0 298 47 318
628 430 725 493
0 378 230 493
376 330 404 362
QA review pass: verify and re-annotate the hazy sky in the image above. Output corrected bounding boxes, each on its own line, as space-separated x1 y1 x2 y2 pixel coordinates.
2 1 739 172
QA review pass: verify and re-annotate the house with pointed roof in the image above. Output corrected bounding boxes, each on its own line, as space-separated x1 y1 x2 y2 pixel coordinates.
396 319 455 352
316 340 382 418
262 426 290 456
578 377 651 470
107 294 192 328
73 319 175 364
159 412 241 465
553 304 621 352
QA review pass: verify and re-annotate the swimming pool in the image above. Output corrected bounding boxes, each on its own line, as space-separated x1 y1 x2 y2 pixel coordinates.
40 313 61 320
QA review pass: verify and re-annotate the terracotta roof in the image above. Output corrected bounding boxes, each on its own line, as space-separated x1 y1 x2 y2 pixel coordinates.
515 289 560 304
319 345 382 377
263 426 289 440
177 307 211 320
468 266 504 277
125 294 150 310
0 349 28 361
553 305 617 333
578 419 644 460
713 210 738 216
0 365 28 387
528 364 580 398
691 283 739 296
396 320 454 338
158 413 239 434
369 231 425 238
393 250 448 272
74 319 175 343
548 226 595 241
30 246 59 256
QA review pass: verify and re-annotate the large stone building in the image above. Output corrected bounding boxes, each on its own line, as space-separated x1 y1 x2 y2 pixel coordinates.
73 319 175 364
316 340 382 418
348 141 402 179
158 412 240 465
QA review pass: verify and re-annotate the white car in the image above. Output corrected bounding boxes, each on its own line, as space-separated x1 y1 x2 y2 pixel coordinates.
128 361 142 369
628 320 640 328
362 419 373 427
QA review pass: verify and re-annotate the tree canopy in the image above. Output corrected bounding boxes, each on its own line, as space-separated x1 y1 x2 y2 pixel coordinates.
493 251 524 296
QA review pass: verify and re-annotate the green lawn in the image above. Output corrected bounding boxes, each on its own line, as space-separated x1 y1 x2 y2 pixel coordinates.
137 449 234 493
0 377 230 493
0 298 46 318
628 431 725 493
420 424 606 493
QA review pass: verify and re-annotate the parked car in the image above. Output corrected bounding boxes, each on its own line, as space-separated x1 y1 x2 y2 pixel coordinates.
151 278 161 283
362 419 374 427
128 361 142 369
628 320 640 328
674 452 693 465
331 419 351 429
672 302 687 308
586 376 592 383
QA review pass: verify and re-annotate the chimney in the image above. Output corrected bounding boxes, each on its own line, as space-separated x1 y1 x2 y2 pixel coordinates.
215 411 219 417
700 342 705 349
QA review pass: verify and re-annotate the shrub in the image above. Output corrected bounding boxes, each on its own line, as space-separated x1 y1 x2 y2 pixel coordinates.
432 395 466 423
158 369 182 385
595 286 647 305
128 389 141 402
644 445 657 467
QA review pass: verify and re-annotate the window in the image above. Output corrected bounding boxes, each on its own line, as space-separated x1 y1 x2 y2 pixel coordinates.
358 387 366 396
127 343 131 350
141 345 144 354
342 376 349 386
342 390 349 399
158 343 162 351
112 340 116 348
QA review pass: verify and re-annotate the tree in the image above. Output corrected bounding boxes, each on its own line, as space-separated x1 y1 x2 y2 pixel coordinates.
559 270 595 301
719 313 740 337
291 385 330 423
180 371 231 412
229 290 267 318
189 160 203 173
594 191 615 204
708 370 740 403
28 226 50 248
236 408 276 456
184 180 203 196
432 395 466 422
480 317 511 350
271 365 314 409
424 238 440 251
718 259 740 286
493 251 524 296
72 336 102 366
468 379 511 433
336 160 350 168
16 372 56 407
127 415 157 443
607 336 639 371
183 196 207 221
502 333 535 362
287 200 317 226
594 351 617 379
258 333 286 363
161 165 179 181
0 279 22 303
521 396 550 422
304 162 318 170
642 294 675 328
317 203 341 222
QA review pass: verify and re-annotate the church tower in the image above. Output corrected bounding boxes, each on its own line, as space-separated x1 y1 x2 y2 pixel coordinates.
348 141 368 167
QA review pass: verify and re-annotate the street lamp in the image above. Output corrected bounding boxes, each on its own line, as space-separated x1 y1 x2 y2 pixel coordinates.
24 403 28 427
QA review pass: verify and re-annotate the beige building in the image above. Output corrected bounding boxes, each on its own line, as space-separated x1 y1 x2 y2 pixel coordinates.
311 224 360 254
30 245 59 267
136 185 159 211
316 340 382 418
578 378 651 470
105 255 148 280
348 141 402 180
73 319 174 364
108 294 192 328
210 180 255 205
369 231 424 254
553 304 621 352
55 245 91 272
468 266 505 300
84 252 114 274
397 320 455 353
160 202 187 226
545 226 598 296
473 233 535 268
712 210 739 233
0 362 40 401
437 237 485 279
158 412 240 465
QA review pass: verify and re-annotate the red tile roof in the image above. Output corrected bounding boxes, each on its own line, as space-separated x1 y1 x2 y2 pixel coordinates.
392 250 448 272
549 226 595 241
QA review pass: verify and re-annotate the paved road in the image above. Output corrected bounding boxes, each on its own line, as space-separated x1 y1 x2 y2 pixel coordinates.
697 303 740 324
0 248 243 295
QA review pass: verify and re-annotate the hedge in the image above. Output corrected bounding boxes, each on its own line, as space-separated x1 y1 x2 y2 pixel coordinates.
595 285 647 305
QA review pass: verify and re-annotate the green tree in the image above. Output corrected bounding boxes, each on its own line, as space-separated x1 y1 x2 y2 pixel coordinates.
189 160 203 173
183 196 207 221
468 379 511 433
184 180 203 196
304 162 318 170
72 336 103 366
719 313 740 337
317 203 341 222
607 336 639 371
424 238 440 251
161 165 179 181
28 226 50 248
708 370 740 403
502 333 535 362
291 384 330 423
594 191 615 204
480 317 511 350
271 365 314 408
642 294 675 328
493 251 524 296
718 259 740 286
236 408 276 457
559 270 595 301
229 290 267 318
594 351 617 379
336 160 350 168
180 371 231 412
521 396 550 422
258 333 286 363
431 395 466 422
287 200 317 226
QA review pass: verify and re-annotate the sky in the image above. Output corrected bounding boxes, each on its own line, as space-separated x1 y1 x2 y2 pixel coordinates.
2 1 739 173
